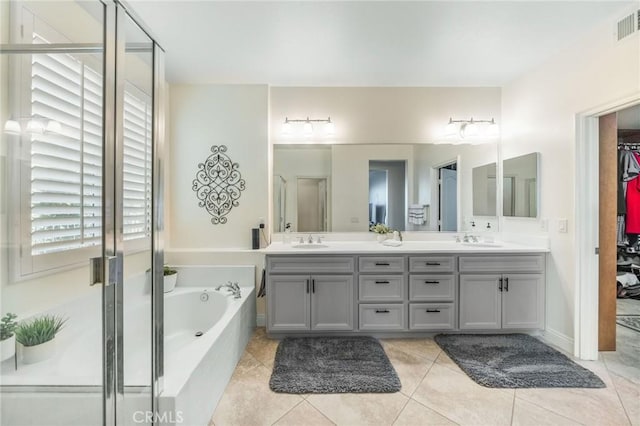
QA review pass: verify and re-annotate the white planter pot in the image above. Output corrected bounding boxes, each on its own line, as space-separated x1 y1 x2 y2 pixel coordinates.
0 335 15 362
20 339 56 364
164 273 178 293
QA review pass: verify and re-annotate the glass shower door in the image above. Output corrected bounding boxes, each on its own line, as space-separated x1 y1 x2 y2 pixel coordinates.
0 1 107 424
117 10 156 424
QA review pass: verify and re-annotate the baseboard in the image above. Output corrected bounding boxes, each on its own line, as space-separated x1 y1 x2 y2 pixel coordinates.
540 328 574 355
256 313 266 327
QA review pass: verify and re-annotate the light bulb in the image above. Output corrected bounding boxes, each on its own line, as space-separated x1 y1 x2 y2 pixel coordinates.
445 122 457 137
26 119 44 134
46 120 62 134
463 121 478 137
303 121 313 137
4 119 21 135
325 120 335 136
281 120 292 135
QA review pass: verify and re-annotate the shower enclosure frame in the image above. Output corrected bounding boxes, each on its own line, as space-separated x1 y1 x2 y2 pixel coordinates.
0 1 165 424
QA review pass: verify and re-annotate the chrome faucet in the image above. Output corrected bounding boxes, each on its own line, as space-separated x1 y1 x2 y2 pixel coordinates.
216 281 241 299
307 234 314 244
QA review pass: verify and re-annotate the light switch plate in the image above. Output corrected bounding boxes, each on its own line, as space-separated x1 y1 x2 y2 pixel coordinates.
558 218 568 233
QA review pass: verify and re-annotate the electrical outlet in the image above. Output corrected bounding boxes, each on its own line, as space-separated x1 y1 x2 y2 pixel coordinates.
558 218 568 233
258 217 265 229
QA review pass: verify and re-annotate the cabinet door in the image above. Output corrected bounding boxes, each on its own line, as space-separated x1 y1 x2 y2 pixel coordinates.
268 275 310 331
502 274 545 329
311 275 354 331
459 274 501 329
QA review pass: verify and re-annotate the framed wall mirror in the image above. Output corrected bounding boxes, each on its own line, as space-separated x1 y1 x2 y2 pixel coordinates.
502 152 539 218
272 142 498 233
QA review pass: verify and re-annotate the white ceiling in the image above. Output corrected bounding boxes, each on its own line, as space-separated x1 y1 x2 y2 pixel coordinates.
129 1 636 86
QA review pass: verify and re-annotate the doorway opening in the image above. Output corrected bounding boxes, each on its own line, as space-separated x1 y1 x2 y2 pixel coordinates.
438 162 458 232
296 177 328 232
368 160 407 231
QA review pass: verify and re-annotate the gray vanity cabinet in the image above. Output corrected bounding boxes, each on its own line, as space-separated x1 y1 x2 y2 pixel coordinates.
267 256 355 332
459 255 545 330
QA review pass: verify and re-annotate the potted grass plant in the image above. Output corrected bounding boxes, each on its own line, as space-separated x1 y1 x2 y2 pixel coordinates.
1 313 18 362
15 315 66 364
164 265 178 293
370 223 392 242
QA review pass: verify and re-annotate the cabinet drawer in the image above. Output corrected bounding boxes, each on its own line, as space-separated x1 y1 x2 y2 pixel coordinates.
409 256 455 273
359 304 406 331
459 255 544 273
359 275 405 302
409 275 455 301
268 256 355 274
359 256 405 273
409 303 455 330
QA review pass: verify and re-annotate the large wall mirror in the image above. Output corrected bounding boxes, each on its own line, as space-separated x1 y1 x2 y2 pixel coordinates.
503 152 539 218
273 142 498 233
472 162 497 216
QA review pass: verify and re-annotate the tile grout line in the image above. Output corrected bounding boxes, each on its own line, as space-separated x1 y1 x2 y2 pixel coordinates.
302 398 338 426
269 398 306 426
508 388 516 425
407 395 461 426
606 370 636 426
407 357 461 425
390 395 412 425
513 394 589 426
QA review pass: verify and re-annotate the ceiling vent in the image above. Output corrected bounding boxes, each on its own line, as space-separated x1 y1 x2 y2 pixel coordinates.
616 11 638 41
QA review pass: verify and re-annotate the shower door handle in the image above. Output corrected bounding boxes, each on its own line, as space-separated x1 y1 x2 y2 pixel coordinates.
90 256 118 287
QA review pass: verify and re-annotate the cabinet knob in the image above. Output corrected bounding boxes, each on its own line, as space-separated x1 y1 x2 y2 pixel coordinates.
375 280 390 284
425 262 441 266
426 309 441 313
375 262 390 266
375 309 390 314
424 280 439 284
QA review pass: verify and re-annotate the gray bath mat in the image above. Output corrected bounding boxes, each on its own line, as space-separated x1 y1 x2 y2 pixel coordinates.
269 336 401 393
616 315 640 332
434 334 605 388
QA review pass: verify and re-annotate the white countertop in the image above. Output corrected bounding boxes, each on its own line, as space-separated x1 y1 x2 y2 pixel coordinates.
262 240 550 254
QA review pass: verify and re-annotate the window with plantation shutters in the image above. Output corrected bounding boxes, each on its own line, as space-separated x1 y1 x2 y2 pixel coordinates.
27 32 152 263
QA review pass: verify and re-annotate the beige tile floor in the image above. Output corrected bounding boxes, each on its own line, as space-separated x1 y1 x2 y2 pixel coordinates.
210 325 640 426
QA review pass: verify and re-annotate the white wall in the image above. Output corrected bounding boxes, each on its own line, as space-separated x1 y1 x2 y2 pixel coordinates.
501 13 640 347
167 84 269 317
168 85 269 249
270 87 501 144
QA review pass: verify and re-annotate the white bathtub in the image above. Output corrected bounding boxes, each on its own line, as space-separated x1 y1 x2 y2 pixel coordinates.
0 265 256 426
159 266 256 426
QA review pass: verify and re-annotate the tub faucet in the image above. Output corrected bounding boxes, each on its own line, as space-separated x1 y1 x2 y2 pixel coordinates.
216 281 241 299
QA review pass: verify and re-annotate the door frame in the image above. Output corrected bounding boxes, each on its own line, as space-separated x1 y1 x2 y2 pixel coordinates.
575 92 640 360
432 158 460 231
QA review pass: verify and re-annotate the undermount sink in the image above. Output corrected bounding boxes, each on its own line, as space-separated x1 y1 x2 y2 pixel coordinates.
291 243 329 249
461 242 502 248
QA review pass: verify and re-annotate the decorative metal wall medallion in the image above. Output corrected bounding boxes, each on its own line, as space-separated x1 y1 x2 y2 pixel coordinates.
192 145 246 224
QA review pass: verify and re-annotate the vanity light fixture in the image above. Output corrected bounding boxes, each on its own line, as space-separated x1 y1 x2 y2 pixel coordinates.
282 116 335 137
445 117 499 139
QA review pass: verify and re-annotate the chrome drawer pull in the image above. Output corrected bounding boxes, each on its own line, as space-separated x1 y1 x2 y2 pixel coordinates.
425 262 441 266
426 309 441 313
424 280 439 284
375 280 390 284
375 309 390 313
375 262 390 266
